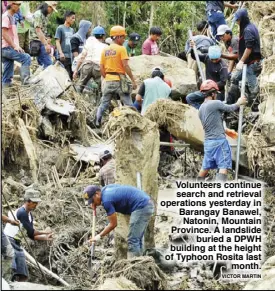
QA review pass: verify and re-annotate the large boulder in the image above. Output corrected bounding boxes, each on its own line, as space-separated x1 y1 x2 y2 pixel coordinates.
243 256 275 290
129 55 197 100
259 56 275 143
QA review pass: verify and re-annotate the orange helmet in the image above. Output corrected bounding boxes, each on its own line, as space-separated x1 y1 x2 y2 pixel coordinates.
164 78 172 88
200 79 219 92
110 25 127 37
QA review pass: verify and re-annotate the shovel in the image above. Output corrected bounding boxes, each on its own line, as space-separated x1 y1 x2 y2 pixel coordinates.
88 208 96 270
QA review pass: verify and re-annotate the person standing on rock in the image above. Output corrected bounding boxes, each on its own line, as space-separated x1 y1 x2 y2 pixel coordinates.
142 26 162 55
55 10 75 79
186 44 228 109
230 8 262 111
99 150 116 186
123 32 141 57
73 25 107 92
2 215 19 281
197 79 247 181
2 1 32 91
29 1 58 68
206 1 238 38
84 184 154 258
96 25 137 127
4 188 53 282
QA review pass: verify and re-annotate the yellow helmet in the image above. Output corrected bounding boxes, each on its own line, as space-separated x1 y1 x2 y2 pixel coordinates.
110 25 127 37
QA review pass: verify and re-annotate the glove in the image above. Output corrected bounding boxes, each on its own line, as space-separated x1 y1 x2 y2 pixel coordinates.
236 60 244 71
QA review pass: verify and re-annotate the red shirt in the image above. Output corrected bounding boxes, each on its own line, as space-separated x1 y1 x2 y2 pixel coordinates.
142 38 159 55
2 11 19 48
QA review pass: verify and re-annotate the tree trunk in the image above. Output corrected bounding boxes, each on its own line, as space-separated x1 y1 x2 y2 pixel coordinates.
149 1 155 35
123 1 127 27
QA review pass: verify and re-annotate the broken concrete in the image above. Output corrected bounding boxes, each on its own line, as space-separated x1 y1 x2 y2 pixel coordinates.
70 143 113 164
129 55 197 100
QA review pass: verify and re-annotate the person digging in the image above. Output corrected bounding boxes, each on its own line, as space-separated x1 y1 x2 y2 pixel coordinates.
197 79 247 181
83 184 154 259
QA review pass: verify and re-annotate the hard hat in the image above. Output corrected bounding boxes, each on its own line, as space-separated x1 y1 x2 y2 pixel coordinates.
216 24 231 36
164 78 172 88
200 79 220 92
110 25 127 37
93 26 105 35
208 45 222 59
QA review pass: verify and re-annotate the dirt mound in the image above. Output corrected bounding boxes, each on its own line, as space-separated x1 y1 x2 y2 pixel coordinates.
98 256 167 290
106 107 160 258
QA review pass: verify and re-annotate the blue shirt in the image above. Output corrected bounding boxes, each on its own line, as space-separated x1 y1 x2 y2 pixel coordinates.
101 184 150 216
16 207 34 240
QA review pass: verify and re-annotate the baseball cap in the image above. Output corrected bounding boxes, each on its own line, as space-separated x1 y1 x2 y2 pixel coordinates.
83 185 101 206
99 150 112 160
24 189 42 203
129 32 141 43
45 1 58 12
216 25 231 36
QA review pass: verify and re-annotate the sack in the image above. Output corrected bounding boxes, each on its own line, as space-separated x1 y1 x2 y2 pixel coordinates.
29 40 41 56
119 74 132 94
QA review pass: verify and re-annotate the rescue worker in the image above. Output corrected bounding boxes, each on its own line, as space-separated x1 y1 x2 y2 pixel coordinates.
1 215 19 280
123 32 141 57
73 25 107 92
186 45 228 109
96 25 137 127
197 79 247 181
216 24 239 74
99 150 116 186
2 1 32 90
142 26 162 55
83 184 154 258
229 8 262 110
4 188 53 282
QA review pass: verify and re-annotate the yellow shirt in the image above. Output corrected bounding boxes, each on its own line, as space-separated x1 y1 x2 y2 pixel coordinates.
100 43 129 81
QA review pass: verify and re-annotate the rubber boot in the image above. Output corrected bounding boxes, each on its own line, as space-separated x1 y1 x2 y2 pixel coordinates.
215 173 227 182
20 65 31 85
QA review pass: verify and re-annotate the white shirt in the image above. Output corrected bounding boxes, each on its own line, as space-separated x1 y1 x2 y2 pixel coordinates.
82 36 108 64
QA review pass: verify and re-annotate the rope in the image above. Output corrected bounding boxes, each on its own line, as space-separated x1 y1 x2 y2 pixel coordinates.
2 192 48 284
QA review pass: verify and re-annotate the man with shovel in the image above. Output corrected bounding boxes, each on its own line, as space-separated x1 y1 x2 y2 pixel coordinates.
84 184 154 259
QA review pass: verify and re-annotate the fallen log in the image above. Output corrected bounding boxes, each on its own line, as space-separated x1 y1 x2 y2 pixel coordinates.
24 249 70 287
17 118 38 182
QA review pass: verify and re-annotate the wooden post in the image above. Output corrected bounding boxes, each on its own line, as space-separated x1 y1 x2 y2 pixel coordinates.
17 118 38 183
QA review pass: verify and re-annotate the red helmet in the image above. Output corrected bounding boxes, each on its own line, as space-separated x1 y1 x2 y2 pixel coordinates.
164 78 172 88
200 79 219 92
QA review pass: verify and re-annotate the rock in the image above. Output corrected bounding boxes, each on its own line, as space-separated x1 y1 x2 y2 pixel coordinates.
29 62 73 114
9 282 60 290
243 256 275 290
196 275 204 283
129 55 197 100
97 276 141 290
